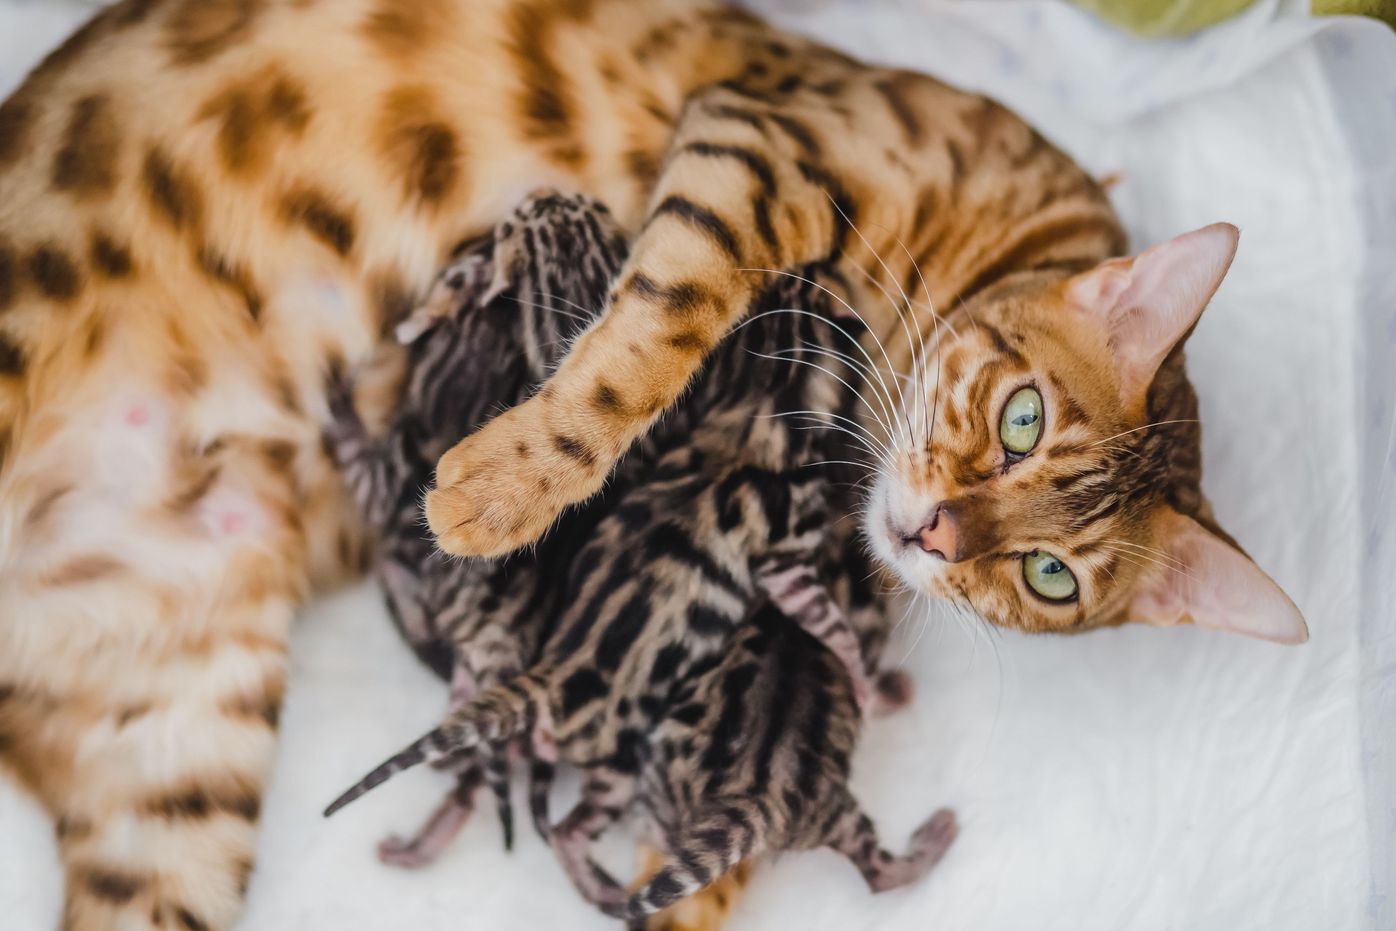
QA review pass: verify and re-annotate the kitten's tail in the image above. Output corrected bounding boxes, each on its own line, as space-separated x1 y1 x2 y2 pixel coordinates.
528 759 557 842
323 674 549 818
608 796 770 922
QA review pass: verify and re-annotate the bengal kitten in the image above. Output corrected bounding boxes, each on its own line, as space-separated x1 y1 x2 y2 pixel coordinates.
324 193 944 921
0 1 1306 927
322 192 630 862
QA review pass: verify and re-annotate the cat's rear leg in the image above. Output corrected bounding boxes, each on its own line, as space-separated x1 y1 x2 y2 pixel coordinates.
0 387 313 931
34 640 289 931
7 559 298 931
826 802 957 893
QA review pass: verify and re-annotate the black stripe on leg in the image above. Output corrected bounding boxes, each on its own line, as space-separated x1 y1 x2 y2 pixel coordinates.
553 434 596 466
873 78 923 144
650 196 740 260
753 196 777 253
84 868 145 903
705 103 767 134
176 906 211 931
677 143 776 196
0 334 24 377
768 113 821 156
142 786 260 821
625 273 714 317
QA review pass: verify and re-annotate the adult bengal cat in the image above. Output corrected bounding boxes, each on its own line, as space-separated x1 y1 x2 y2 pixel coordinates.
0 1 1305 929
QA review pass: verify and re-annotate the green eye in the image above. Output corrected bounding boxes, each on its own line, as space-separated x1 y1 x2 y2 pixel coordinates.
1023 551 1078 602
1000 386 1043 456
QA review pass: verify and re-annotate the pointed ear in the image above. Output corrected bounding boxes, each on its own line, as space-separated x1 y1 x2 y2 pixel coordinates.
1066 223 1239 405
1130 508 1308 644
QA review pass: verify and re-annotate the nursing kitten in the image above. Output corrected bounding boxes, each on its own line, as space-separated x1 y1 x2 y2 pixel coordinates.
0 0 1306 926
323 192 628 861
325 194 945 921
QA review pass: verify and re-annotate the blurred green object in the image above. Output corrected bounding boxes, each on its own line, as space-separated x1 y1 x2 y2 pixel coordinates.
1312 0 1396 27
1072 0 1396 35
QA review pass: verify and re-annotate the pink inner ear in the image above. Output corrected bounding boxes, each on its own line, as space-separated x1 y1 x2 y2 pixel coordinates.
1067 223 1240 404
1129 511 1308 645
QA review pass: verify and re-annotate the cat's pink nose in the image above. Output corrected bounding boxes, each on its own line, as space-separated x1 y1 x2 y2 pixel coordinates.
916 504 959 562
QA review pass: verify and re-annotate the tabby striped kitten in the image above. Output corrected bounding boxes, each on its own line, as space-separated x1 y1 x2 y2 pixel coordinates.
323 192 629 862
324 194 937 920
0 0 1308 924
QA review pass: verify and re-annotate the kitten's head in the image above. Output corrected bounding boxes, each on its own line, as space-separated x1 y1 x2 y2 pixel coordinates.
866 224 1306 644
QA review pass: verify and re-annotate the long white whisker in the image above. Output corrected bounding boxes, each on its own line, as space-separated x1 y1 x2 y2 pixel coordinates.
841 259 923 445
733 283 904 424
787 429 886 467
1102 538 1188 570
801 459 878 472
955 294 981 338
818 192 920 447
498 294 593 325
1101 544 1194 580
763 340 903 438
770 410 895 464
889 234 945 449
783 422 889 468
1089 419 1200 448
737 267 909 457
734 303 901 443
747 350 902 454
1098 547 1156 579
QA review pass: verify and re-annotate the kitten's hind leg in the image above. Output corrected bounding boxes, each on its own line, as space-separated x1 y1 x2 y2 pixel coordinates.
549 771 636 910
377 766 486 869
617 797 771 923
484 751 515 852
826 802 957 893
755 556 874 712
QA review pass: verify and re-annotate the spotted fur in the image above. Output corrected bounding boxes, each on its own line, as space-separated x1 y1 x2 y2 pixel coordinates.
324 194 943 919
0 1 1298 927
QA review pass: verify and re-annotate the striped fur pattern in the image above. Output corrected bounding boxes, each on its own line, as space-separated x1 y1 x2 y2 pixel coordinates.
325 194 950 920
323 191 628 860
0 0 1295 926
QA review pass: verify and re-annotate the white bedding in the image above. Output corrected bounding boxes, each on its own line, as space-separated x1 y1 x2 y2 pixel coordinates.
2 2 1393 929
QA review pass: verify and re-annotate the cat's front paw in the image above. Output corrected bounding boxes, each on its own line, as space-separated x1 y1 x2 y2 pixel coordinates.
425 402 608 557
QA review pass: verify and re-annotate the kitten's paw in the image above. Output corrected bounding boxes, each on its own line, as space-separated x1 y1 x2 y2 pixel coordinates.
531 725 559 764
909 808 958 866
377 835 437 869
868 669 914 718
426 402 607 557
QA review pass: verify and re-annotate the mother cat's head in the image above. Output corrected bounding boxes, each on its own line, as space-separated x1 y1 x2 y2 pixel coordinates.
865 223 1308 644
